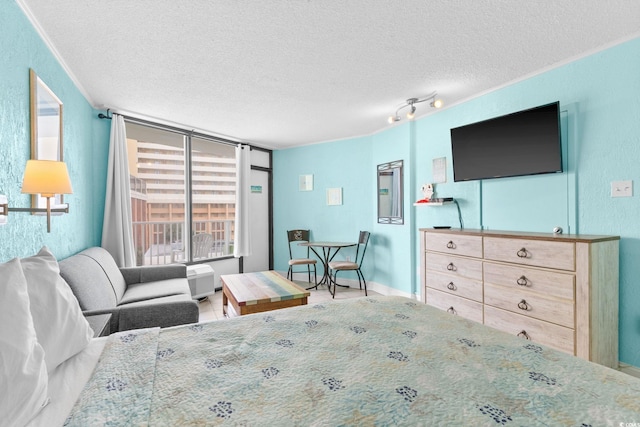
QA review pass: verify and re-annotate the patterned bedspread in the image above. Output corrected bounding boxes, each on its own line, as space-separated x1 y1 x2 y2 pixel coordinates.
66 296 640 426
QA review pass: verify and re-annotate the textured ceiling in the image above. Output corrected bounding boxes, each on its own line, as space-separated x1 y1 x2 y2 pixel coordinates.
18 1 640 149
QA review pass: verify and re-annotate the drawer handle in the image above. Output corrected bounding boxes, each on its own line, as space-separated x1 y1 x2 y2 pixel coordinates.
516 275 529 286
517 330 531 340
446 282 457 291
517 299 530 311
446 262 456 271
517 247 529 258
446 240 455 249
447 306 457 315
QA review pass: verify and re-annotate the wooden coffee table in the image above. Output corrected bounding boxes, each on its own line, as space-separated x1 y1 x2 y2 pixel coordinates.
221 270 311 317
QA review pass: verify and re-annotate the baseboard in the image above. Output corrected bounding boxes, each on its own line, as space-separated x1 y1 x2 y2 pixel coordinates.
619 362 640 379
283 271 421 300
366 280 420 300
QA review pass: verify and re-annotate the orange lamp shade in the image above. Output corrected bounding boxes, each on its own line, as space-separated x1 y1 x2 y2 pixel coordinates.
21 160 73 197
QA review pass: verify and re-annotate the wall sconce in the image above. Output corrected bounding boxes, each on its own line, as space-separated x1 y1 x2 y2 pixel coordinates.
387 91 444 123
0 160 73 232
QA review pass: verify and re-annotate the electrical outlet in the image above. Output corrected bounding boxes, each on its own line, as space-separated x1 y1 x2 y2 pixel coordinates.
611 180 633 197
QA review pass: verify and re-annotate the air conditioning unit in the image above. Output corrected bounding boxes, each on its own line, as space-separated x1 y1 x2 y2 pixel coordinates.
186 264 215 300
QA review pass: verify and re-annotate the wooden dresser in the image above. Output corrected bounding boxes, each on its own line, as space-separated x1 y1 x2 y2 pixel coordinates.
419 228 619 368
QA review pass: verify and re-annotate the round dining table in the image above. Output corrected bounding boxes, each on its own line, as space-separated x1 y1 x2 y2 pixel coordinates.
297 241 356 289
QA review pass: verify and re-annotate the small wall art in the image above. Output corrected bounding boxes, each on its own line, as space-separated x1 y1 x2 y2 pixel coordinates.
299 174 313 191
432 157 446 183
326 187 342 206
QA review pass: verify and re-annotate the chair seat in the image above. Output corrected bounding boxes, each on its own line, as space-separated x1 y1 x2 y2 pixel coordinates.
288 258 317 266
328 260 358 271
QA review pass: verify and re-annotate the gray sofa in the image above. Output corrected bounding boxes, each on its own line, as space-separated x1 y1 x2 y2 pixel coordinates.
59 247 199 333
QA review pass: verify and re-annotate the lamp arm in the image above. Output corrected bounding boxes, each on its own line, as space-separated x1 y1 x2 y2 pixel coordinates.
6 205 69 214
4 202 70 233
414 91 438 104
393 104 408 117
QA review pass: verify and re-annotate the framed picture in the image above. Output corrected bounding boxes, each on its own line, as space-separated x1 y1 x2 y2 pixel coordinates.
432 157 446 183
326 187 342 206
299 174 313 191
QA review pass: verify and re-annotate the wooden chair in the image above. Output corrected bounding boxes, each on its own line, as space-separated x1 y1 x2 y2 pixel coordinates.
287 230 318 289
328 231 370 298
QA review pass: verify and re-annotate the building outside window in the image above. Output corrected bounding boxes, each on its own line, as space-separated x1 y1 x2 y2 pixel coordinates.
125 123 236 266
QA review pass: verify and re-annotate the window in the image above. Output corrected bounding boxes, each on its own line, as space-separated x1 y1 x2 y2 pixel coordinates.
190 136 235 261
125 123 236 266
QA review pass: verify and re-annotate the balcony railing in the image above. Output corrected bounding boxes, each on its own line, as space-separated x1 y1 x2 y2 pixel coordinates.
133 219 234 265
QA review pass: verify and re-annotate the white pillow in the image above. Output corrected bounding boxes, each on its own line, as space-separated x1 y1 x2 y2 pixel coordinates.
20 247 93 372
0 258 49 425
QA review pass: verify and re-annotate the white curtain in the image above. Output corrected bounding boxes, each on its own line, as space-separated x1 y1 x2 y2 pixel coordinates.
233 144 251 257
101 114 135 267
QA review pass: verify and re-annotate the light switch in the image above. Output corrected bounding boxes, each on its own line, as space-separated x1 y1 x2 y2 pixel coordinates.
611 180 633 197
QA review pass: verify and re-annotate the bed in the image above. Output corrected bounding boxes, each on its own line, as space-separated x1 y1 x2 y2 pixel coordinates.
32 295 640 426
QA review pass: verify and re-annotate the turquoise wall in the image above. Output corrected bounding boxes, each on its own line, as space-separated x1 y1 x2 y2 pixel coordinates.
370 124 414 294
0 0 108 261
274 36 640 367
273 136 376 285
273 120 418 295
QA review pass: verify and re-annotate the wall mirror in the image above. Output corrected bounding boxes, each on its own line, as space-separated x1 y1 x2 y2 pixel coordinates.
377 160 403 224
30 68 64 209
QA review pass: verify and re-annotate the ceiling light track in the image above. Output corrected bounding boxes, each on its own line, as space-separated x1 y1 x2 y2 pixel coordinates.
387 91 443 123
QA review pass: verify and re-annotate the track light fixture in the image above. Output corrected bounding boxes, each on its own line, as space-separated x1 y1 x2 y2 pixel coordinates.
387 92 443 123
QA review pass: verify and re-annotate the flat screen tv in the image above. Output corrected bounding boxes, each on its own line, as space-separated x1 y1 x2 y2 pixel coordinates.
450 102 562 182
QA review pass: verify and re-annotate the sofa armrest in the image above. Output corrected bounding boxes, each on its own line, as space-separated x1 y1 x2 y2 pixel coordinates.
82 308 117 316
116 300 199 331
84 312 112 337
120 264 187 285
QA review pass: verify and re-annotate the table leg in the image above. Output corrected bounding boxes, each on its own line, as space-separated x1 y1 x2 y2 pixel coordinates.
222 286 228 317
307 246 350 294
308 246 329 286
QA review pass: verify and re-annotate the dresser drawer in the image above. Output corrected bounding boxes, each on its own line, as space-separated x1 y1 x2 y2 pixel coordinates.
425 252 483 280
484 283 574 328
426 288 483 323
484 237 575 271
484 305 574 355
483 262 575 300
425 232 483 258
426 271 483 302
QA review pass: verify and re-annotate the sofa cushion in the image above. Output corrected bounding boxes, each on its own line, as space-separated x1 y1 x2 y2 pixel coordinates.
59 253 118 311
117 294 199 330
75 247 127 302
119 293 193 309
118 278 191 305
120 264 187 285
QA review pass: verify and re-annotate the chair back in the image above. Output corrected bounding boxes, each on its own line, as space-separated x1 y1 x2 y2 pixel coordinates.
192 233 213 260
287 229 310 259
354 231 370 267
